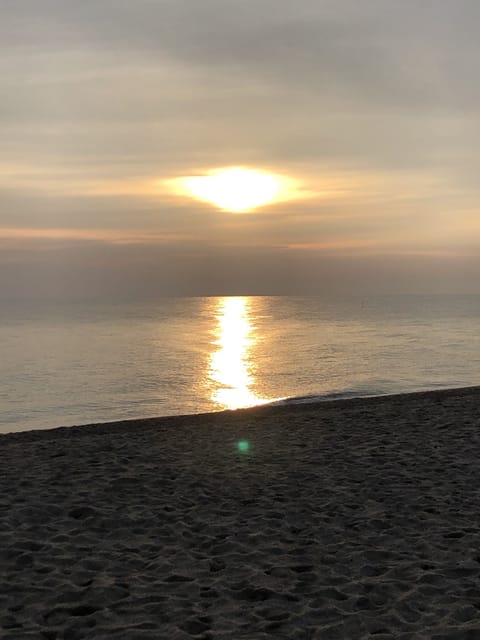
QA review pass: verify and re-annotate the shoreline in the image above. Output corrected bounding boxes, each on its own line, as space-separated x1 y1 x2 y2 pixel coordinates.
2 385 480 638
2 383 480 438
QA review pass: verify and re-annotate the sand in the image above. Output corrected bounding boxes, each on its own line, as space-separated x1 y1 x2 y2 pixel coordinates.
1 387 480 639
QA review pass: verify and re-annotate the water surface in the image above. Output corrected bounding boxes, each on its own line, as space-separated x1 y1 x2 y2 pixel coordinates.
1 295 480 432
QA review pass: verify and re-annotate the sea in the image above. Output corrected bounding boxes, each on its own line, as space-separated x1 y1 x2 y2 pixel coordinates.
1 295 480 433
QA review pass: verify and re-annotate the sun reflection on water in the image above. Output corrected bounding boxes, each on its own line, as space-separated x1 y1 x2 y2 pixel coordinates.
209 297 267 410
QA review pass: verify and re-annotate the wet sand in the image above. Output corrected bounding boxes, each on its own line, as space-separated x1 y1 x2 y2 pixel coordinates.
1 386 480 639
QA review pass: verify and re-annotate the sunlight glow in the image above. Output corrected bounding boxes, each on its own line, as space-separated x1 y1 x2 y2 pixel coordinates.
175 167 290 212
209 297 267 409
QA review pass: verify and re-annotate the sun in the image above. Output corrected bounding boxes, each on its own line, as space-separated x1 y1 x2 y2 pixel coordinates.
172 167 289 212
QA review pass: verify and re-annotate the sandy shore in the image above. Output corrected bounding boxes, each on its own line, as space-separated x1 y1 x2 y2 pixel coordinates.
1 387 480 639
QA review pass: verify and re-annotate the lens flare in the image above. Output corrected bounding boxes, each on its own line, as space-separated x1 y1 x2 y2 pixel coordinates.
237 440 250 453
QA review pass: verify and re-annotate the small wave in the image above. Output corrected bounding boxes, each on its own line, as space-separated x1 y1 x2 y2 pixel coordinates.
266 382 469 408
267 388 382 406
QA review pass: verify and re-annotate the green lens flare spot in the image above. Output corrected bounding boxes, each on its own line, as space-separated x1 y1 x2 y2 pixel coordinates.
237 440 250 453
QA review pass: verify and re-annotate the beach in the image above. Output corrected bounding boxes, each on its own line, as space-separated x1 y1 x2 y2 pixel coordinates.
1 387 480 639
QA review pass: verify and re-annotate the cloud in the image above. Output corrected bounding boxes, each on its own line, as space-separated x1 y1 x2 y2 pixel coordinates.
2 239 480 302
1 0 480 296
4 0 480 114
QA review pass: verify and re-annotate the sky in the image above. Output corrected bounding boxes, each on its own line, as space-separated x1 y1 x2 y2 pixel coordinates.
2 0 480 299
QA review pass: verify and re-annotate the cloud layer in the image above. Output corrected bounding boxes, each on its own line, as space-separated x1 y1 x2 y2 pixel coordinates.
2 0 480 296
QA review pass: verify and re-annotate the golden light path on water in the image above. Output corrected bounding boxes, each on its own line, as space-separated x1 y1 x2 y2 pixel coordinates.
209 297 269 410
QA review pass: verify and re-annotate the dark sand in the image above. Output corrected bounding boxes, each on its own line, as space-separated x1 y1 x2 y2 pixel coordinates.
2 387 480 639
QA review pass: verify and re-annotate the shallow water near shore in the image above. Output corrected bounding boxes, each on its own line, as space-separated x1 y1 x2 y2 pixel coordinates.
2 294 480 432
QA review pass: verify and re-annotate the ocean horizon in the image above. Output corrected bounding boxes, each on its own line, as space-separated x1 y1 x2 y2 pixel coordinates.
2 294 480 433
